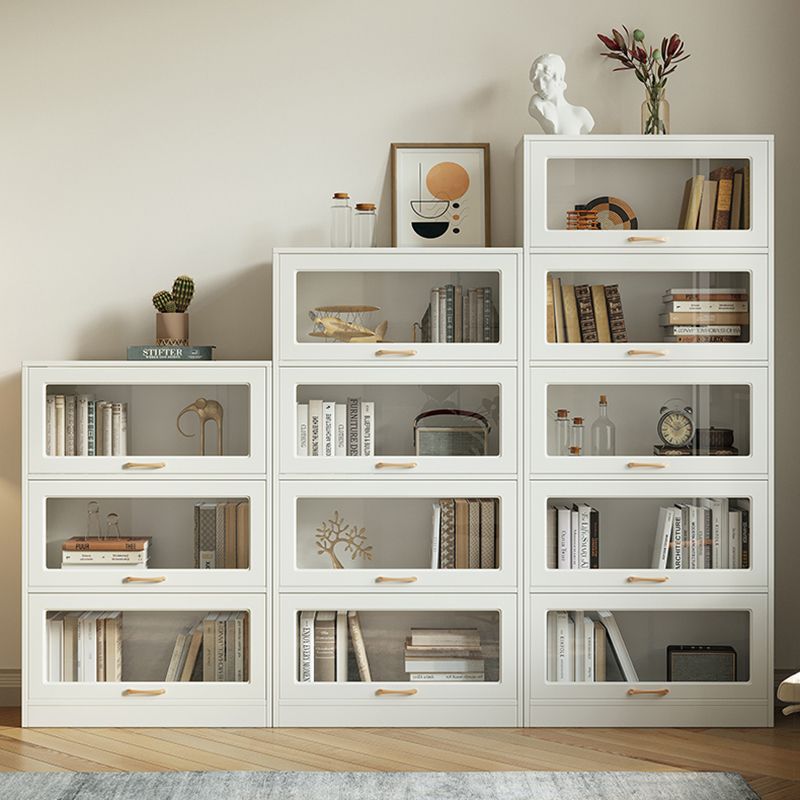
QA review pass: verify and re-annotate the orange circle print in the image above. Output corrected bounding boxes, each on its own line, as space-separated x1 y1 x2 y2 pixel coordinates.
426 162 470 201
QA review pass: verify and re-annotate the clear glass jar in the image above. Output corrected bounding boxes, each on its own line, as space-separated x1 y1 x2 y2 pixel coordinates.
590 394 616 455
554 408 571 456
353 203 377 247
330 192 352 247
641 85 670 135
570 416 584 456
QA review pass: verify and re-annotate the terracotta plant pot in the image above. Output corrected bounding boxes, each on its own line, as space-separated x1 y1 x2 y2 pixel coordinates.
156 312 189 346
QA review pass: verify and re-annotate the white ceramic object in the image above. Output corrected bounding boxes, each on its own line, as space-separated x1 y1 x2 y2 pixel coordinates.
528 53 594 135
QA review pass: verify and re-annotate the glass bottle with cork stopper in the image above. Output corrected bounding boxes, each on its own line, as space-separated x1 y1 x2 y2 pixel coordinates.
330 192 352 247
591 394 616 455
353 203 377 247
570 416 584 456
554 408 571 456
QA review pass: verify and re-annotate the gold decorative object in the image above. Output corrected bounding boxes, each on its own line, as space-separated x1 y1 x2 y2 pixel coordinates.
177 397 224 455
315 510 372 569
308 306 388 343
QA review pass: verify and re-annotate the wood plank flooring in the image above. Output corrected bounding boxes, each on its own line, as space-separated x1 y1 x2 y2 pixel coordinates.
0 708 797 799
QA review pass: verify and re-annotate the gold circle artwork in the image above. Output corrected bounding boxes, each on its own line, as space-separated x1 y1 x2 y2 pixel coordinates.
426 161 470 201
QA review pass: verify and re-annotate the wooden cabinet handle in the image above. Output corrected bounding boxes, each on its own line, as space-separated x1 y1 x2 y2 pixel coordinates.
627 687 670 697
122 688 166 696
627 349 666 357
122 462 166 470
627 575 669 584
375 576 418 584
375 688 418 697
122 576 166 584
627 236 668 243
374 462 417 470
626 462 666 469
375 349 417 357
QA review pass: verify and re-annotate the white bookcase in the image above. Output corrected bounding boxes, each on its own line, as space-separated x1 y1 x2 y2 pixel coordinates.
272 248 524 726
21 361 271 727
518 134 774 727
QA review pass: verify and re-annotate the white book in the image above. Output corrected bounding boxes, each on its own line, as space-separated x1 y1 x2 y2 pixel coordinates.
64 395 76 456
101 402 113 456
47 612 65 682
597 610 639 682
62 551 148 564
430 288 439 343
308 400 323 457
430 501 441 569
298 610 315 681
702 498 729 569
555 506 571 570
577 505 592 570
296 404 309 456
234 612 245 682
547 611 556 681
119 403 128 456
79 611 102 683
651 506 675 569
404 657 485 672
408 672 484 682
672 505 687 570
555 611 574 682
667 300 749 312
583 615 595 683
360 401 374 456
572 610 585 682
701 507 712 569
111 403 122 456
546 506 557 570
334 404 347 456
569 508 579 569
322 401 335 457
54 395 65 456
46 395 56 456
688 505 700 569
336 610 349 682
729 509 742 570
76 395 91 456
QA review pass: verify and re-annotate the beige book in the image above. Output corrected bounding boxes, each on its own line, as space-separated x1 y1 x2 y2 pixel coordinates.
95 615 106 681
454 498 469 569
590 285 611 342
104 612 122 682
697 180 718 230
165 632 190 682
551 277 566 343
678 175 704 229
730 171 744 229
347 611 371 682
236 501 249 569
545 277 556 343
63 612 80 682
737 164 750 230
54 395 65 456
180 625 204 681
479 498 496 570
224 501 238 569
561 284 581 343
202 612 219 681
594 621 607 682
467 499 481 569
314 611 337 682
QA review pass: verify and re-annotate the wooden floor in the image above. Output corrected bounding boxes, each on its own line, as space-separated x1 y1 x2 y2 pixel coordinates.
0 709 798 799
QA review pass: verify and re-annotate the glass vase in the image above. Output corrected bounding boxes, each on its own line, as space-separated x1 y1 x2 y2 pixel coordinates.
641 85 670 135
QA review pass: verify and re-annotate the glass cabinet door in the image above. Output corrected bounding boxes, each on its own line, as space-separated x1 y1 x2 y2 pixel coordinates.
275 250 520 363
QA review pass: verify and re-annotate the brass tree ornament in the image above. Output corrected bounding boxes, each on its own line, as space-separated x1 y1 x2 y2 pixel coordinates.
315 510 372 569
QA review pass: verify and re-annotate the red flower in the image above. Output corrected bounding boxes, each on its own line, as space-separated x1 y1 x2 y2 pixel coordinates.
668 34 681 57
597 33 619 50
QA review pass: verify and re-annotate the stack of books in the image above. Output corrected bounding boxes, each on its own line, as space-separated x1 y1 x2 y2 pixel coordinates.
431 498 498 569
298 610 370 683
547 279 627 343
548 610 636 683
297 399 374 457
193 500 249 569
547 504 600 570
650 500 750 570
61 536 150 569
47 611 122 682
46 394 128 456
677 164 750 231
404 628 485 682
659 287 749 343
165 612 249 682
419 285 498 343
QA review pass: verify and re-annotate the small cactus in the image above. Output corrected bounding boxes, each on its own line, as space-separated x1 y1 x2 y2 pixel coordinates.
153 290 176 313
172 275 195 312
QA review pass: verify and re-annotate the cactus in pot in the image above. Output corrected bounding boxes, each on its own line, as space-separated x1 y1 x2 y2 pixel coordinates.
152 290 176 313
172 275 195 312
152 275 195 345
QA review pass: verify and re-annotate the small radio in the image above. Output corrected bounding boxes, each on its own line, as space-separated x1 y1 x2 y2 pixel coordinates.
666 645 737 682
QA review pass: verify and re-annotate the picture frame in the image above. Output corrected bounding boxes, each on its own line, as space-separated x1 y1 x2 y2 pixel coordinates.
390 143 490 247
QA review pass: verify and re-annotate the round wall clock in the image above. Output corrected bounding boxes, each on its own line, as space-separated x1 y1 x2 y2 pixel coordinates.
657 399 695 448
584 196 639 230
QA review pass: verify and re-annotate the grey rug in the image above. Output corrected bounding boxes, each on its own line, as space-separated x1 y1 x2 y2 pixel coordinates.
0 770 758 799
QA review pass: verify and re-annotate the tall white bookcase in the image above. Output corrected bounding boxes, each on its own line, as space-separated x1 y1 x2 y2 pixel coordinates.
518 134 774 727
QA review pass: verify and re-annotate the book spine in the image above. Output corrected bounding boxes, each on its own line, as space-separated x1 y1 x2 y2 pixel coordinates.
308 399 322 457
578 506 591 569
462 290 470 343
672 508 684 570
87 400 96 456
101 403 113 456
740 508 750 569
360 401 374 457
224 614 236 682
445 284 455 343
438 287 446 343
430 288 439 343
482 287 493 343
54 395 65 456
574 285 598 343
203 614 217 681
234 613 245 682
604 285 627 343
589 509 599 569
408 672 484 682
439 499 455 569
46 395 56 456
296 403 308 456
111 403 122 456
334 403 346 456
469 289 478 343
76 395 88 456
215 615 226 681
322 401 335 457
64 395 76 456
314 615 336 682
347 611 371 681
476 288 485 343
346 398 360 457
591 284 611 343
126 345 214 360
666 301 748 313
299 612 314 682
557 508 570 570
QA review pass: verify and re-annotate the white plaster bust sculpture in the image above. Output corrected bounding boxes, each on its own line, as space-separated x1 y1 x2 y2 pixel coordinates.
529 53 594 135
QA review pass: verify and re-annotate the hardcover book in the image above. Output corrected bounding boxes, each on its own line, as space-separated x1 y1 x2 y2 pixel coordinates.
127 345 215 360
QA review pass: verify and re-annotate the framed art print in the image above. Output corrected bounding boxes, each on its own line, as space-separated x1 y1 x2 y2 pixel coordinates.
391 143 490 247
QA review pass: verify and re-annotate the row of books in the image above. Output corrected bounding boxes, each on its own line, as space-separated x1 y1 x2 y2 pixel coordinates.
46 394 127 456
546 279 627 344
61 536 151 568
677 165 750 230
432 499 498 570
546 504 600 570
548 610 635 683
47 611 122 682
194 501 250 569
419 285 499 343
298 399 374 457
650 501 750 570
298 610 371 682
404 628 485 682
166 612 249 682
660 287 749 343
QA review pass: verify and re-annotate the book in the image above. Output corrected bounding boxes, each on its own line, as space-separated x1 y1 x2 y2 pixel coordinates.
479 498 496 570
196 503 217 569
454 285 463 343
224 501 238 568
663 288 748 301
308 400 322 456
403 640 482 658
322 401 335 457
702 498 729 569
574 285 598 343
79 611 102 683
215 612 228 681
454 498 469 569
710 166 735 229
591 285 612 342
126 345 215 360
46 395 56 456
555 611 574 682
408 672 484 681
439 498 455 569
64 395 76 456
296 404 308 456
100 402 113 456
678 175 705 229
63 612 79 682
203 612 219 681
438 287 447 342
555 505 571 570
483 287 493 343
604 285 627 342
729 508 742 570
652 506 675 569
47 613 65 682
61 551 148 565
576 504 592 570
475 288 485 343
467 499 481 569
570 507 579 569
702 506 713 569
663 325 742 336
54 395 65 456
334 403 346 456
589 508 599 569
545 277 556 343
404 657 484 672
180 624 203 681
583 615 595 683
94 401 105 456
63 536 150 551
234 612 246 682
298 610 315 682
734 504 750 569
730 170 744 229
737 164 750 230
561 284 581 343
96 613 106 681
360 401 374 456
664 301 748 313
468 288 479 342
597 610 638 682
166 632 191 681
672 505 687 570
346 398 360 456
697 179 718 229
236 500 249 569
430 501 441 569
551 277 566 343
594 621 607 682
111 403 122 455
336 611 349 682
214 502 226 569
314 611 337 682
572 610 585 682
104 612 122 682
664 336 740 344
546 506 557 570
659 312 749 326
75 394 91 456
347 611 371 681
430 288 440 343
410 628 480 648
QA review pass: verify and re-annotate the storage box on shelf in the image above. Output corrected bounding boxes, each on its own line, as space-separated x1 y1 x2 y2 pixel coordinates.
22 361 271 727
520 135 773 728
273 249 523 727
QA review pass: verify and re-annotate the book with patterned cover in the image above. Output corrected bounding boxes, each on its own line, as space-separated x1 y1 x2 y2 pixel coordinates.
480 499 496 569
439 499 456 569
454 498 469 569
574 285 598 343
215 503 225 569
604 284 628 343
483 287 493 343
468 499 481 569
709 166 735 229
591 285 611 343
196 503 217 569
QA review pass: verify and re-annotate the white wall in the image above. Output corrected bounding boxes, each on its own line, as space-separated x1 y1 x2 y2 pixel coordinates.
1 0 798 676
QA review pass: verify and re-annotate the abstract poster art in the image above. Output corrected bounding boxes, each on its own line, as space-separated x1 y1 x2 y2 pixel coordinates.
391 143 490 247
